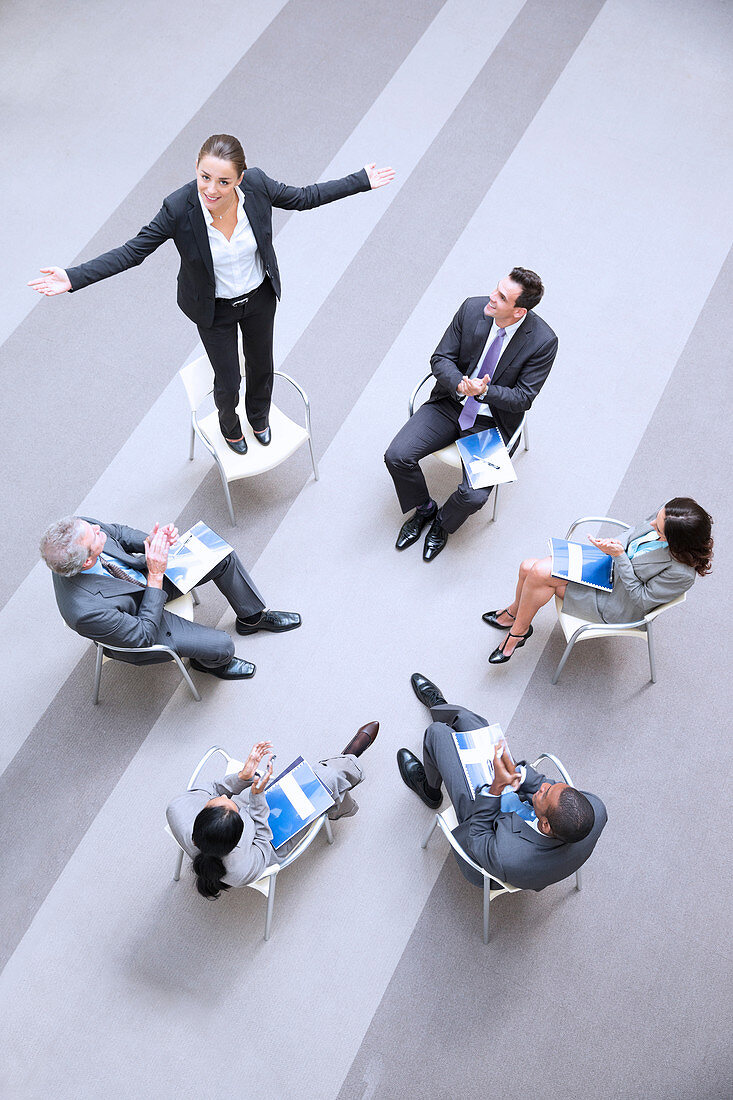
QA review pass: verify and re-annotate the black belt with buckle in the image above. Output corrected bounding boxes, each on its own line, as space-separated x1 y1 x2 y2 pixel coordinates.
218 280 265 308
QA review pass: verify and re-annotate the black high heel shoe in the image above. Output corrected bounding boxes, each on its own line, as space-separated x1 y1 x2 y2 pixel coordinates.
482 608 516 630
488 625 533 665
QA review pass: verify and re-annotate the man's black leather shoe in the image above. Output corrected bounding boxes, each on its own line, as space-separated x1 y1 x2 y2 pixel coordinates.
235 610 302 635
190 657 256 679
423 517 448 561
410 673 446 710
253 426 271 446
224 436 248 455
395 508 435 550
397 748 442 809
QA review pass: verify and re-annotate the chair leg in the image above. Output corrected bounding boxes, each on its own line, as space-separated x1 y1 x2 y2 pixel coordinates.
308 436 319 482
188 423 196 462
191 589 200 607
552 638 576 685
92 645 104 704
646 622 657 683
173 848 185 882
172 655 202 702
264 874 277 941
483 876 491 944
421 816 438 849
324 817 334 845
575 867 583 892
219 470 237 526
522 421 530 451
491 485 500 522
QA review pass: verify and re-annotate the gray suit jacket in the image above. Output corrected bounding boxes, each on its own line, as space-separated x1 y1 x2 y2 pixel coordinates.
561 513 697 624
66 167 370 328
452 765 607 891
428 296 558 444
51 518 208 665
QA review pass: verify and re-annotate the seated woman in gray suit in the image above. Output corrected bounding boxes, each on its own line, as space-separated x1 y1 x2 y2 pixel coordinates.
482 497 713 664
167 722 378 898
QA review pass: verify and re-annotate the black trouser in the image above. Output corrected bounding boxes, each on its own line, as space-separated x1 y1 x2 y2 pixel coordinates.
384 398 496 534
197 278 277 440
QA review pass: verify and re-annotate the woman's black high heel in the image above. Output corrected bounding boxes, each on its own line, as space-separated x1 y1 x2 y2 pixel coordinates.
488 625 533 665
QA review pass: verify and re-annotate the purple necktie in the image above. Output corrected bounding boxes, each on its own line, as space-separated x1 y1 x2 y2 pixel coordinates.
458 326 506 430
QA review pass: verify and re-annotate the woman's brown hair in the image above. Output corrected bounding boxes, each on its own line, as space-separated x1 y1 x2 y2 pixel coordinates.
197 134 247 178
664 497 713 576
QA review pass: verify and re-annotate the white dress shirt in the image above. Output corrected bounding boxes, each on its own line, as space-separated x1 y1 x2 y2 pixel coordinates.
199 186 265 299
458 312 527 414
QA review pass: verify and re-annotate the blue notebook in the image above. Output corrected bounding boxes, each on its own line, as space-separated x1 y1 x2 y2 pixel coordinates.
264 757 335 849
165 521 233 594
454 427 517 489
549 537 614 592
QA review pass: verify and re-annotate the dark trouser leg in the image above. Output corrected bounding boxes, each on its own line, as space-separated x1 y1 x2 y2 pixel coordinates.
197 552 266 619
384 400 461 514
158 610 234 669
197 307 243 440
238 279 277 433
422 703 490 823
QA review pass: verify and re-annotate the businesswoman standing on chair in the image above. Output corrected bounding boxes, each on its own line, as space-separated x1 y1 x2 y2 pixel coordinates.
29 134 394 454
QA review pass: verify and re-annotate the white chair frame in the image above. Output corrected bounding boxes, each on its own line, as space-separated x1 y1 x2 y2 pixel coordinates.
92 590 201 704
552 516 686 685
408 371 529 522
421 753 581 943
170 747 334 941
180 356 318 526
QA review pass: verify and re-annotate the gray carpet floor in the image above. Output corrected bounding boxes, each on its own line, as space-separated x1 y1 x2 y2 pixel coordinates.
1 2 731 1098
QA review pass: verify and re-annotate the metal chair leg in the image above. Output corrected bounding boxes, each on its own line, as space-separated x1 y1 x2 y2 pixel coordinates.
188 423 196 461
552 638 576 685
483 876 491 944
575 867 583 892
218 470 237 526
92 644 104 704
173 848 185 882
491 485 500 522
324 817 334 844
191 589 200 607
264 874 277 941
421 816 438 849
172 655 202 702
308 436 319 481
522 421 530 451
646 622 657 683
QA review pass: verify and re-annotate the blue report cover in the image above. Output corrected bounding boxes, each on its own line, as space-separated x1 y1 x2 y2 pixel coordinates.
452 724 509 799
165 521 233 594
455 427 516 489
265 757 335 849
549 537 614 592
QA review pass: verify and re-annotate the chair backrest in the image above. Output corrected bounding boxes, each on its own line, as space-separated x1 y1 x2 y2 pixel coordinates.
436 806 518 892
179 356 215 412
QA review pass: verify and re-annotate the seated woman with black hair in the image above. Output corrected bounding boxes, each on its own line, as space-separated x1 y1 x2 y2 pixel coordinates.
483 497 713 664
166 722 378 898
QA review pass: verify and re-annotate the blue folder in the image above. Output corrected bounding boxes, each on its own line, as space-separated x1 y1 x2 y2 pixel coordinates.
264 757 335 849
454 427 516 489
550 537 614 592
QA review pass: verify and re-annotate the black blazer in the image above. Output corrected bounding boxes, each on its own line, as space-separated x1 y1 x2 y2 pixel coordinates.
66 166 371 329
428 296 558 444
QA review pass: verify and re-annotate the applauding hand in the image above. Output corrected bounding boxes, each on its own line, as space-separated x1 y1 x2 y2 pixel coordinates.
588 535 625 558
238 741 274 782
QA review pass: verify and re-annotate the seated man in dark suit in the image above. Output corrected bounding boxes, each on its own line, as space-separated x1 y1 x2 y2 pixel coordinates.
40 516 301 680
397 674 607 891
384 268 558 561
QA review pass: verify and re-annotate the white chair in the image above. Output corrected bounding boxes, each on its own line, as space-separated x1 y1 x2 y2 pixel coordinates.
179 355 318 526
552 516 687 685
170 747 334 941
407 371 529 522
421 753 582 944
92 591 201 703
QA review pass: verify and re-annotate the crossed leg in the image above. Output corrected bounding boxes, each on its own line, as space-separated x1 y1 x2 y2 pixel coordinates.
493 556 568 657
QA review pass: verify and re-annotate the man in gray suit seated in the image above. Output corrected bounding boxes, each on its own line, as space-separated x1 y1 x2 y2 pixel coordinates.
40 516 302 680
397 674 607 891
384 268 558 561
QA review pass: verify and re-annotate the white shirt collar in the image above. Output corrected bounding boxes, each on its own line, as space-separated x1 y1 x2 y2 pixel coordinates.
493 311 527 340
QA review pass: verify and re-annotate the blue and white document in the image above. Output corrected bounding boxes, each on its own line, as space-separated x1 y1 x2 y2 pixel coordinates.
549 537 614 593
455 427 517 490
265 757 335 849
165 521 233 594
452 724 509 800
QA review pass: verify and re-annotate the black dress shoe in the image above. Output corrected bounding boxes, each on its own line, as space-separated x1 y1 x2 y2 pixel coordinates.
488 625 534 665
396 749 443 809
253 426 271 446
224 436 248 455
342 721 379 757
235 610 302 635
423 517 448 561
482 608 516 630
395 507 436 551
410 673 447 710
190 656 256 679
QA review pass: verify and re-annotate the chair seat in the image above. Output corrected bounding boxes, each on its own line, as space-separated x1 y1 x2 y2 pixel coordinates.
101 592 194 664
197 402 309 482
555 592 686 642
432 443 462 469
